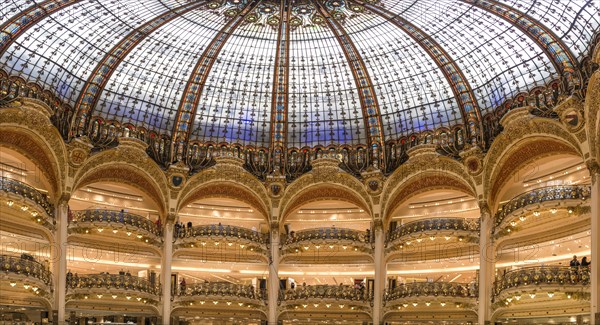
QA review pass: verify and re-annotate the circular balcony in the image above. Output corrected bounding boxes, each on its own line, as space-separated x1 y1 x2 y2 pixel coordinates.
280 285 372 313
492 266 590 317
0 254 53 299
386 218 479 261
69 209 163 246
0 177 54 230
384 282 478 311
174 282 265 310
281 228 372 259
174 224 268 261
494 185 591 237
66 273 161 305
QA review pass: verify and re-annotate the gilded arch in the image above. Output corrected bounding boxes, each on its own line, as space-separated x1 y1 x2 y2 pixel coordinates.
0 100 67 198
383 173 477 226
483 116 584 207
72 146 170 216
381 153 476 222
279 168 373 224
585 52 600 161
177 164 271 220
177 182 269 221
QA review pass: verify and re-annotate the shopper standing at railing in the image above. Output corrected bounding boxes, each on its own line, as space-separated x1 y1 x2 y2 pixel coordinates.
570 255 581 268
581 256 591 270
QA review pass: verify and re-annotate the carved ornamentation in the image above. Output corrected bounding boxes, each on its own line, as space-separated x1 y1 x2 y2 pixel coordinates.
585 70 600 162
381 152 475 219
179 182 269 220
279 168 373 220
0 103 68 197
483 113 583 204
178 163 270 217
488 139 579 205
384 174 475 223
72 146 170 215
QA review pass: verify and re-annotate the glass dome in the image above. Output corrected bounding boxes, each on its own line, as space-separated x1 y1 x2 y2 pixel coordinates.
0 0 598 159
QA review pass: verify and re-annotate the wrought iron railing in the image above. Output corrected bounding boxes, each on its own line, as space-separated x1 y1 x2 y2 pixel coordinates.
280 285 372 303
176 224 267 245
0 176 54 218
384 282 477 301
71 209 162 240
0 255 53 287
67 273 161 296
387 218 480 244
284 228 369 245
494 185 591 228
493 266 590 297
178 282 265 302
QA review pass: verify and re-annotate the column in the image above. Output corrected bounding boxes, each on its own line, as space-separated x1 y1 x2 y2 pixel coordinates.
268 223 280 325
590 163 600 324
372 220 385 325
478 203 494 325
161 221 174 324
52 197 69 325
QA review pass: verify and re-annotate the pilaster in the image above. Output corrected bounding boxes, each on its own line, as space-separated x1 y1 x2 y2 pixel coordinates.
161 215 175 324
372 218 385 325
478 202 494 325
588 160 600 324
267 220 280 325
52 193 70 324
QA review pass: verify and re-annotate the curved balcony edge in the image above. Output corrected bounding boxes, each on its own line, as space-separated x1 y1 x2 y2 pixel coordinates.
70 209 163 246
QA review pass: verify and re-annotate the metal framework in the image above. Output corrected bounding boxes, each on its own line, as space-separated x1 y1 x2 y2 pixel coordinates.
461 0 580 82
312 0 385 162
355 0 484 144
269 0 292 169
71 0 212 133
172 0 264 149
0 0 84 56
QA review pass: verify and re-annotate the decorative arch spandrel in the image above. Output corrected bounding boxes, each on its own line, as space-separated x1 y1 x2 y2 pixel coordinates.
0 100 68 198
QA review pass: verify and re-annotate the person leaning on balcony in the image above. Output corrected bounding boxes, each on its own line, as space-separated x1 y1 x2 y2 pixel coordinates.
581 256 591 269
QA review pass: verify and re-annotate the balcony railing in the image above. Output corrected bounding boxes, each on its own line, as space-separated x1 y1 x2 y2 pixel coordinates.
67 273 161 296
495 185 591 228
176 224 267 245
284 228 369 245
0 177 54 226
384 282 477 302
493 266 590 297
71 209 162 243
281 285 372 303
0 254 53 287
387 218 480 244
177 282 265 302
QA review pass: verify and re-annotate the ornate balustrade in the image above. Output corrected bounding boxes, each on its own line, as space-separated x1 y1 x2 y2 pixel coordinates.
281 285 372 304
70 209 162 245
176 224 266 244
175 282 265 308
282 228 371 255
174 224 267 256
67 273 161 297
387 218 479 248
493 266 590 298
494 185 591 230
0 255 53 293
0 176 54 228
385 282 477 302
